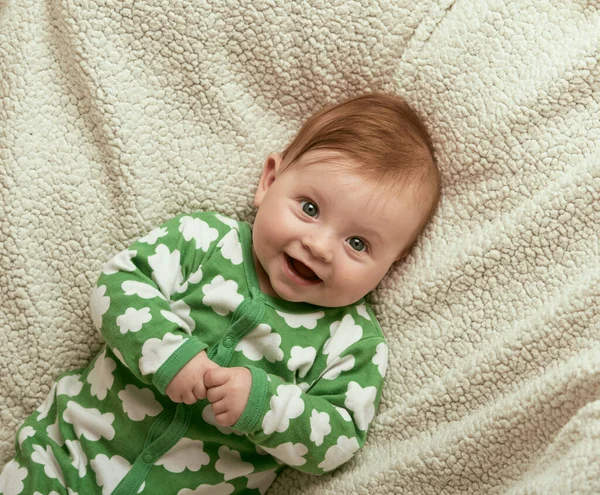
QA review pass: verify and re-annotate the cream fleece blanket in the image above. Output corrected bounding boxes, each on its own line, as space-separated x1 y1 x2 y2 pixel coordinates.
1 0 599 493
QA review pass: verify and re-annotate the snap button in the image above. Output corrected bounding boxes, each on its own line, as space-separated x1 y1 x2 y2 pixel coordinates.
142 452 154 463
223 336 234 348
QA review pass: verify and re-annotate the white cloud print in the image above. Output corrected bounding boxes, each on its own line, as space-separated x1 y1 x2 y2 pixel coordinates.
202 276 244 316
161 300 195 335
117 307 152 334
262 384 305 435
63 401 115 441
87 348 116 400
178 482 235 495
235 324 283 363
218 230 243 265
345 382 377 431
31 444 65 487
90 454 144 495
0 460 28 495
90 285 110 330
139 226 168 245
287 346 317 379
323 314 363 366
215 446 254 481
156 438 209 473
275 310 325 329
139 332 188 376
179 216 219 251
373 342 388 377
65 439 87 478
102 249 137 275
318 436 360 472
57 373 83 397
261 442 308 467
122 281 166 300
310 410 331 447
321 354 355 381
118 384 163 421
148 244 184 300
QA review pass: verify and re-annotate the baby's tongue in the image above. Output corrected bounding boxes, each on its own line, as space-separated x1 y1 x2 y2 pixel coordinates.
291 258 318 280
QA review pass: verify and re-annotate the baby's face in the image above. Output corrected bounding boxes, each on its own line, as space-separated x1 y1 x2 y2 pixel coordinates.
252 150 426 307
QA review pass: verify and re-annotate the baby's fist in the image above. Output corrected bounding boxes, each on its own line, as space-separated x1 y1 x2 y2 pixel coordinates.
205 367 252 427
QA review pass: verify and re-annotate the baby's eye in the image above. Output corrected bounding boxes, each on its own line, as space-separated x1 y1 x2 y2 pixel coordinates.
347 237 367 252
301 200 319 217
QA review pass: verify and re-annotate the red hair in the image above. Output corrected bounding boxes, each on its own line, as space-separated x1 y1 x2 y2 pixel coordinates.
281 92 441 257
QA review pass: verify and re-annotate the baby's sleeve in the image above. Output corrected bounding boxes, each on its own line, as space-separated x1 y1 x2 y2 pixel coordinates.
90 212 228 395
233 332 388 475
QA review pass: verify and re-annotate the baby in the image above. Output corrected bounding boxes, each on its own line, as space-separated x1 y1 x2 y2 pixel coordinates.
0 93 440 495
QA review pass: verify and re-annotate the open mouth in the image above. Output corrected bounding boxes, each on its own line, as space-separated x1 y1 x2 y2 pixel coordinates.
285 254 321 284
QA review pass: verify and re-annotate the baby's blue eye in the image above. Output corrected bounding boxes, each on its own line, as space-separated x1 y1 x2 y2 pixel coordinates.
301 200 318 217
348 237 366 252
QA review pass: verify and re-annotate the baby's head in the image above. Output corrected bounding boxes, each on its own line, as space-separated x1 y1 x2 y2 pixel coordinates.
252 92 441 307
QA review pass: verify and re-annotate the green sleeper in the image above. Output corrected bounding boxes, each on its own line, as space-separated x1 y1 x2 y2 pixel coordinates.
0 211 388 495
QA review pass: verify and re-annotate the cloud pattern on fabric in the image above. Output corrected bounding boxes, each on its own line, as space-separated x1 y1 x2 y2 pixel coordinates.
202 276 244 316
90 285 110 330
261 442 308 467
179 216 219 251
178 482 235 495
156 438 210 473
275 310 325 329
121 281 166 300
118 384 163 421
56 374 83 397
373 342 388 377
318 436 360 472
117 307 152 334
218 230 243 265
31 444 66 487
161 300 195 335
90 454 139 495
235 324 283 363
215 446 254 481
0 460 28 495
262 384 305 434
63 402 115 441
323 315 363 366
102 249 137 275
345 382 377 431
65 439 87 478
87 349 116 400
148 244 184 299
139 226 168 245
246 470 278 495
287 346 317 379
309 410 331 447
139 332 188 376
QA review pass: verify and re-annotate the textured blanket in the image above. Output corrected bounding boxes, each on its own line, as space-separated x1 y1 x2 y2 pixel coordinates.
1 0 599 493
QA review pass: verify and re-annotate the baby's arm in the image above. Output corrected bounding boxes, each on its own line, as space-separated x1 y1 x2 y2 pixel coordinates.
207 336 388 475
90 212 227 397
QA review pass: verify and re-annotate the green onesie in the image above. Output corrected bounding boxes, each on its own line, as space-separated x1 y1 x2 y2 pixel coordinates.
0 211 388 495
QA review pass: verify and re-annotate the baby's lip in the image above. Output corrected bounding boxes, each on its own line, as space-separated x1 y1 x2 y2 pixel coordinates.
285 254 322 283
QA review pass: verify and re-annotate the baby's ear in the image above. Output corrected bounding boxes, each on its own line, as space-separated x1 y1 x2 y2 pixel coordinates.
254 153 283 207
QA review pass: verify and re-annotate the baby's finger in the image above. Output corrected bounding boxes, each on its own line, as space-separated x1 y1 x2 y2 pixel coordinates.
207 385 226 404
192 381 208 401
210 398 228 415
182 391 197 405
204 367 230 389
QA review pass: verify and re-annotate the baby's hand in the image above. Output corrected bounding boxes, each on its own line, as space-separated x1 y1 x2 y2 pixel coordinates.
165 351 219 404
205 367 252 427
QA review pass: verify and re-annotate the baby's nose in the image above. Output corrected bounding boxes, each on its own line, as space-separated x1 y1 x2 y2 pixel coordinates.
302 233 333 262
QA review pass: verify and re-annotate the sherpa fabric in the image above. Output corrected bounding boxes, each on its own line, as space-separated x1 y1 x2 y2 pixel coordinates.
1 1 599 494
